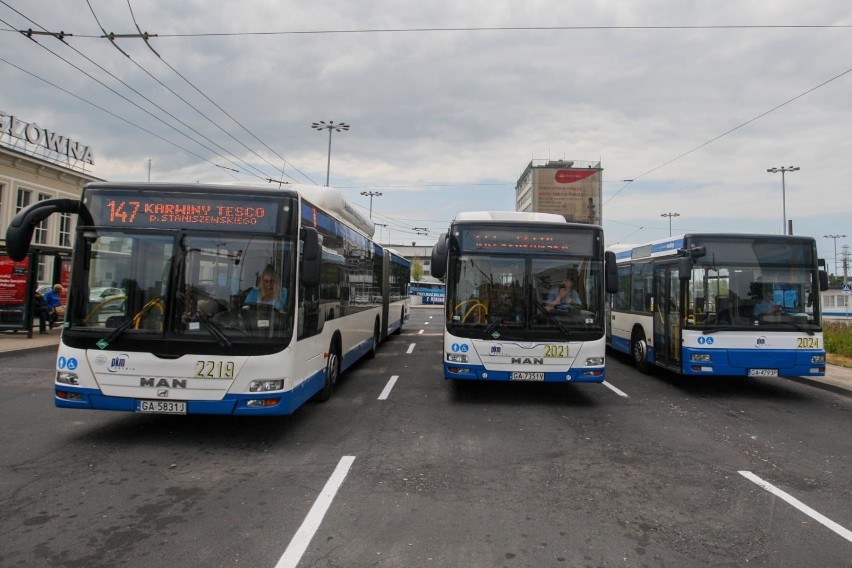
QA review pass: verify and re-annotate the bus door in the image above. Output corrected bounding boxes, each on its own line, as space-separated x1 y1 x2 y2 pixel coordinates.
653 264 682 370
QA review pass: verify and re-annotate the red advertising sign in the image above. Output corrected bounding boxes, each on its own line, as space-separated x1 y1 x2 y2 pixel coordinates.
0 255 29 305
59 259 71 304
554 169 597 184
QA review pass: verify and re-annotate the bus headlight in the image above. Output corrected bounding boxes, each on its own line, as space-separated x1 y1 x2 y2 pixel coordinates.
585 357 604 366
810 354 825 364
446 353 468 363
56 372 79 386
249 380 284 392
691 354 712 362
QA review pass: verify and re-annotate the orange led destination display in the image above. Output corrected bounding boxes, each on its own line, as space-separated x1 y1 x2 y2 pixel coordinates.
87 191 280 233
459 226 596 255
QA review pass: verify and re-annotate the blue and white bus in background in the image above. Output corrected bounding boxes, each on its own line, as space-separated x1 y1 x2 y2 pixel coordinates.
431 211 618 383
608 233 829 378
409 280 445 305
6 182 410 416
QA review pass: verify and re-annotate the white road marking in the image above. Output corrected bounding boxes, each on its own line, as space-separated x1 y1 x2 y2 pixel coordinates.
738 471 852 543
418 329 424 335
276 456 356 568
407 343 416 354
602 381 628 397
378 375 400 400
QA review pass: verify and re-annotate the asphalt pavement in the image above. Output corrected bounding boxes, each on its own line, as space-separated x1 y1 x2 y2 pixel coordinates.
2 315 851 396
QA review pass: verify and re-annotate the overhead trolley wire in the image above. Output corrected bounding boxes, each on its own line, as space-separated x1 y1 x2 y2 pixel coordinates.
604 63 852 206
83 0 271 181
1 8 248 181
0 52 226 172
118 0 316 185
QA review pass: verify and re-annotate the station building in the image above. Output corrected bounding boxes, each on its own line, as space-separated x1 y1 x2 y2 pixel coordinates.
1 110 102 331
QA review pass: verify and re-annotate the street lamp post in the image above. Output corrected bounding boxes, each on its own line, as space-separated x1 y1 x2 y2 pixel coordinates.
360 191 382 219
766 166 799 235
824 234 847 277
374 223 388 244
660 212 680 236
311 120 349 186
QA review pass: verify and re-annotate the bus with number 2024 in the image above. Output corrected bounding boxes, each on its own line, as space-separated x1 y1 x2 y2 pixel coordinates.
607 233 828 378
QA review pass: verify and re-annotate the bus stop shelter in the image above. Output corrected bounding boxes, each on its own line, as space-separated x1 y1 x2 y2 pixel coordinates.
0 246 71 338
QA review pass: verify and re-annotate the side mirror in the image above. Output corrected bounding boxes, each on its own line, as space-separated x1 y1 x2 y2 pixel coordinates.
605 251 619 294
678 256 692 280
301 227 320 286
5 198 92 261
430 233 448 279
818 270 829 292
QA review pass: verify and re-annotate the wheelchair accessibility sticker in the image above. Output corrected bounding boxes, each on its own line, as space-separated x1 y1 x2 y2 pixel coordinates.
696 336 714 345
57 356 78 371
451 343 469 353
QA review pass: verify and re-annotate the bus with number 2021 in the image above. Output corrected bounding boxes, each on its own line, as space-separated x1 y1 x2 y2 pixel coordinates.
431 211 618 383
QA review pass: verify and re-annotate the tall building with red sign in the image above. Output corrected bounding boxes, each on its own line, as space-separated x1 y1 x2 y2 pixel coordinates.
514 159 602 225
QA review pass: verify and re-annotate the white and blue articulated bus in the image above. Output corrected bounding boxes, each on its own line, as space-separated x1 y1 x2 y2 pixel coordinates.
431 211 618 383
608 233 829 378
5 183 410 416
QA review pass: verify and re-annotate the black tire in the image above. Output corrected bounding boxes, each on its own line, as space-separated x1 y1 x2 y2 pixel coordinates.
393 308 404 335
632 332 650 374
314 346 340 402
366 320 379 359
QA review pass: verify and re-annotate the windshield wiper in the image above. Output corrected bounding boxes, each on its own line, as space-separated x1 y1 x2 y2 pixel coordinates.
533 301 571 339
483 316 503 338
100 296 164 346
196 313 232 347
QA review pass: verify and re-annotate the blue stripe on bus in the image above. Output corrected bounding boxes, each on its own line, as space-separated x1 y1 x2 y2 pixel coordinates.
54 369 330 416
681 347 825 377
442 363 605 383
650 238 684 255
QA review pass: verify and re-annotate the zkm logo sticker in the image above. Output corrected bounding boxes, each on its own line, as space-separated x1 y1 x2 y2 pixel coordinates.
696 337 715 345
490 346 502 355
755 336 768 348
451 343 469 353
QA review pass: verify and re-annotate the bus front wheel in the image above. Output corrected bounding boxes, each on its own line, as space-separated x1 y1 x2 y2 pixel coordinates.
315 345 340 402
632 333 650 373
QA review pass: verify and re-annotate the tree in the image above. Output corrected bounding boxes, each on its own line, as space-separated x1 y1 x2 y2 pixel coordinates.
412 258 424 282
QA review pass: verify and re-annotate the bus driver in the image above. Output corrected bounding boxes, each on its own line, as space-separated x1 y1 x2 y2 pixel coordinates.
546 272 581 312
244 265 288 311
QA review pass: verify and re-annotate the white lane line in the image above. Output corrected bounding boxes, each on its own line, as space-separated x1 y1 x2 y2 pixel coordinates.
738 471 852 543
276 456 357 568
407 343 416 354
418 329 424 335
602 381 628 397
378 375 400 400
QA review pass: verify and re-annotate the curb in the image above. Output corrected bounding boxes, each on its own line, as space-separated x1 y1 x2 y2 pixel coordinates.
784 375 851 397
0 344 58 359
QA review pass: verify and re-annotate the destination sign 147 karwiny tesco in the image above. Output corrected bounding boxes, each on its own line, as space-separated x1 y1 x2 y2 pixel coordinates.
88 192 280 232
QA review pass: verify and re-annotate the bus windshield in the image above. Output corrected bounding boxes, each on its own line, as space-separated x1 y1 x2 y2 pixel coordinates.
446 254 604 341
686 236 820 329
69 228 295 352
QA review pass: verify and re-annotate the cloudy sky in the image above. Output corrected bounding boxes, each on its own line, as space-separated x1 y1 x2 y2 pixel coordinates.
2 1 851 273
